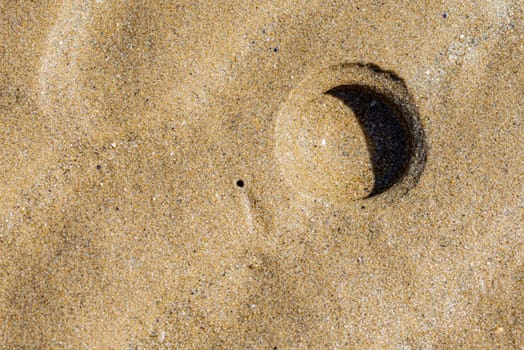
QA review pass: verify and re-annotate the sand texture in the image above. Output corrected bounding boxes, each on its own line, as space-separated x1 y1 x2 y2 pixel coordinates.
0 1 523 349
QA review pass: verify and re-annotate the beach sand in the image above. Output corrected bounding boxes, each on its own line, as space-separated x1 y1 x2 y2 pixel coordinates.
0 1 522 348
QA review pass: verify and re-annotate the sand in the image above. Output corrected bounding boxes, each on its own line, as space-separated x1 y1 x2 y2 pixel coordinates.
0 0 522 348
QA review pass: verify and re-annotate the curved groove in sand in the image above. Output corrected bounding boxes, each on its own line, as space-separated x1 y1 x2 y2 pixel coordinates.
38 1 92 122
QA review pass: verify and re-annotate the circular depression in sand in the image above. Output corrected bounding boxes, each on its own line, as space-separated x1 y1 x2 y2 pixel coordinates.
275 63 426 205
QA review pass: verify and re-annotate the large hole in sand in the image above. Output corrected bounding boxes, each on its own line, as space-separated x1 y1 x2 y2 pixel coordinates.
275 63 427 204
325 85 412 196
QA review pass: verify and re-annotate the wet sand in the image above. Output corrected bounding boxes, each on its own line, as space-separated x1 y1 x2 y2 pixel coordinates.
0 1 522 348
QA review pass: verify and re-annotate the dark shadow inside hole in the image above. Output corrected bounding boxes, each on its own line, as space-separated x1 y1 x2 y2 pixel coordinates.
236 179 245 188
326 85 412 196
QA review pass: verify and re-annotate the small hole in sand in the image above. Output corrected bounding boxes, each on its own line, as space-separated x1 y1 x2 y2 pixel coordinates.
236 180 245 188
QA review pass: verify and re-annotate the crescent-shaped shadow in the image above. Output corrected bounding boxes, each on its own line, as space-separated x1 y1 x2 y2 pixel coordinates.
326 84 413 197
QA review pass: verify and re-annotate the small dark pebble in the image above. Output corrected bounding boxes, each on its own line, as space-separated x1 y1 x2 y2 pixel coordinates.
442 13 448 18
96 165 101 170
273 47 279 52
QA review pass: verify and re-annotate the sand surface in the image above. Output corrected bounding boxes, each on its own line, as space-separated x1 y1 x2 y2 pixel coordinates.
1 1 523 348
